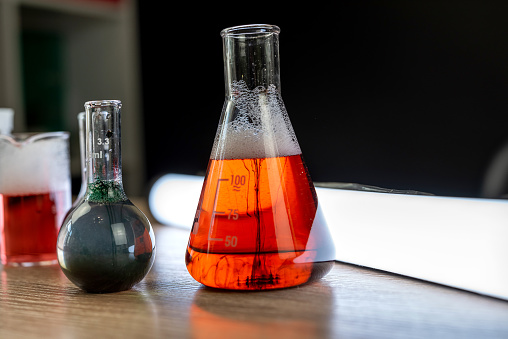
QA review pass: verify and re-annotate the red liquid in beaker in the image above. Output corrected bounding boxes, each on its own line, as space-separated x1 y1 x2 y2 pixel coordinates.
186 154 335 290
1 190 67 265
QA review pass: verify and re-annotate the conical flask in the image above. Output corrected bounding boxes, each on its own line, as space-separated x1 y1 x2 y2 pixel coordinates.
185 24 335 290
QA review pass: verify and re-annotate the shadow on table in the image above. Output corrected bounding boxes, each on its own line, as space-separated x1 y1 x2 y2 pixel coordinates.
189 281 335 338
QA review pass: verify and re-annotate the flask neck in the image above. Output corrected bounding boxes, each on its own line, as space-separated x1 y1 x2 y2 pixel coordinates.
74 112 87 203
84 100 127 202
222 24 281 97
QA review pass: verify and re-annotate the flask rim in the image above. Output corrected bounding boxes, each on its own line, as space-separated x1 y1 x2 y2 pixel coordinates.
221 24 280 38
84 100 122 109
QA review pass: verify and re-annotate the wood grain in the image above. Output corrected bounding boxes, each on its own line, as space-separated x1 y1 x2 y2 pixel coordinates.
1 224 508 338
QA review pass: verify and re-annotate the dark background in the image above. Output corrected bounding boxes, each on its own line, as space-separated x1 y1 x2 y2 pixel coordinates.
137 1 508 198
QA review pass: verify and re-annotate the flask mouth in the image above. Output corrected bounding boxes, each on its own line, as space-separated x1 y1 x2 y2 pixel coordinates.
85 100 122 109
221 24 280 38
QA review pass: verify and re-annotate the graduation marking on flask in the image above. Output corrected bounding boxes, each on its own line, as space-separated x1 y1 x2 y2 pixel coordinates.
208 175 245 245
91 130 112 159
210 177 243 245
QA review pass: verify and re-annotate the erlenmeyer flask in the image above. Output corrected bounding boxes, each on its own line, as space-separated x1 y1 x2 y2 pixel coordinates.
185 24 335 290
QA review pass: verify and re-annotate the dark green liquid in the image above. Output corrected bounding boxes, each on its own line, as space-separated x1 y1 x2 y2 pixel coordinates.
57 199 155 293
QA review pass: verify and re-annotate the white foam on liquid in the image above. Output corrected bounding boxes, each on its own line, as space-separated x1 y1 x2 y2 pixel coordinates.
211 81 301 160
0 136 70 195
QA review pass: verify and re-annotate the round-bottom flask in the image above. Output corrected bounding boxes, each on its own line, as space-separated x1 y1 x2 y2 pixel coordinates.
57 100 155 293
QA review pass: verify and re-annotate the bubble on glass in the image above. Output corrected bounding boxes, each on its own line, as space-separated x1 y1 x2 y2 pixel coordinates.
211 80 301 160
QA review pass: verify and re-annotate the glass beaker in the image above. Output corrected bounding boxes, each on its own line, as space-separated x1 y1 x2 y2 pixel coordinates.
0 132 72 266
57 100 155 293
185 24 336 290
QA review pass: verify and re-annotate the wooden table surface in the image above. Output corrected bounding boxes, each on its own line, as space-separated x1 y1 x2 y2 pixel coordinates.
1 223 508 338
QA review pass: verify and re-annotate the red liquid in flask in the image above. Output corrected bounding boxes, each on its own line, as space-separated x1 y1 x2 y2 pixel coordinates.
185 154 335 290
